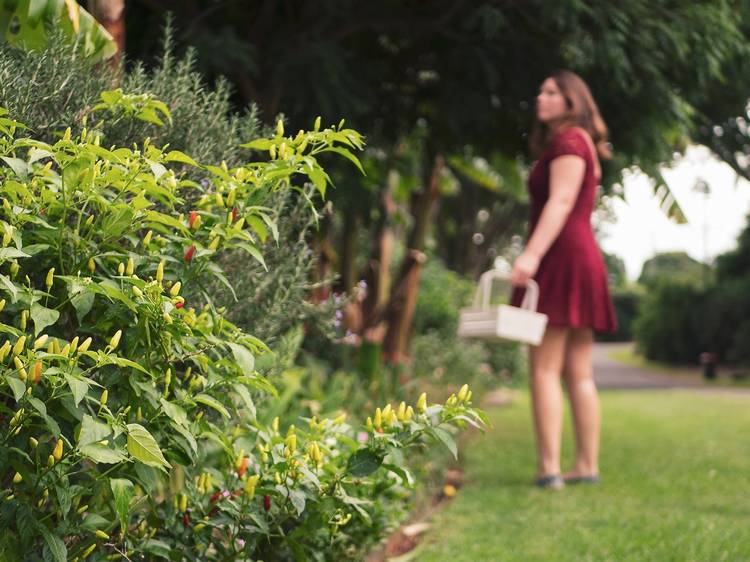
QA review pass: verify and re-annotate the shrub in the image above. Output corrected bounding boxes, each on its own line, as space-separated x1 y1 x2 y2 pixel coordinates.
633 281 707 364
700 278 750 366
0 102 486 561
412 257 525 389
597 286 643 342
413 257 476 339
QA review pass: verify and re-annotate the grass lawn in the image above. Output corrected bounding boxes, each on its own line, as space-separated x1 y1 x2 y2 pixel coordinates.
416 390 750 562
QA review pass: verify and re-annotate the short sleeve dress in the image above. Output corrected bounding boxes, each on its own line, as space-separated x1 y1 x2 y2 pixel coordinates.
511 128 618 333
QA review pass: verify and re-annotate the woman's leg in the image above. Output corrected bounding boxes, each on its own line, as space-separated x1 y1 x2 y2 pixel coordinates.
530 327 569 477
562 328 600 477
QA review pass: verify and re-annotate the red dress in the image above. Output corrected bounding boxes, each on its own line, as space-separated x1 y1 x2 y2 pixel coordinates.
511 128 618 333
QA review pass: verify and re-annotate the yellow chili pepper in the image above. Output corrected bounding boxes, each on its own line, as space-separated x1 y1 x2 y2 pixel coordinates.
52 439 63 461
109 330 122 350
417 392 427 413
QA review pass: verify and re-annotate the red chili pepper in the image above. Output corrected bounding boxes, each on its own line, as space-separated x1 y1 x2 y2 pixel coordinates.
210 491 221 503
231 207 238 222
175 302 184 309
182 512 190 527
184 244 196 262
263 495 271 512
188 210 198 228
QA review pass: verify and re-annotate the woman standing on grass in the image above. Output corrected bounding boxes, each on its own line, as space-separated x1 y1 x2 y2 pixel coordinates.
511 70 617 489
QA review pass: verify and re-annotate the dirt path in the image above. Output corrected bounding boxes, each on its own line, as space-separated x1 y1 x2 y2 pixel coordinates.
593 342 750 394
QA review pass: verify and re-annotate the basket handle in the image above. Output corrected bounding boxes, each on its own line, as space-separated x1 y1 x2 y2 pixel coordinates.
472 270 539 311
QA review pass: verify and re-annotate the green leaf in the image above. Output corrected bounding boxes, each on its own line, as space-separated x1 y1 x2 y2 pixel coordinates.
319 146 365 175
246 215 268 243
64 373 89 406
169 422 197 459
38 526 66 562
288 490 306 516
1 156 29 178
104 354 151 375
30 303 60 337
126 423 171 471
227 342 255 374
55 484 72 518
259 213 279 242
346 448 384 477
0 274 19 301
237 374 278 397
159 398 188 427
382 462 415 486
0 247 30 261
235 242 267 270
164 150 199 167
240 138 273 150
110 478 134 534
431 426 458 459
100 89 123 104
143 210 189 235
141 539 172 559
233 383 256 420
17 244 49 256
306 165 328 197
101 205 135 238
5 375 25 402
78 414 111 447
194 394 230 418
137 107 165 126
147 159 167 179
79 443 127 464
27 397 60 437
70 290 94 323
85 143 122 163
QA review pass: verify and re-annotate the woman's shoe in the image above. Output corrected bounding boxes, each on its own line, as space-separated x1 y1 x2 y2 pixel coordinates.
534 474 564 489
563 474 600 485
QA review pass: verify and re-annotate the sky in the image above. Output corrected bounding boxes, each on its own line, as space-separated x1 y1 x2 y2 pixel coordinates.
596 145 750 281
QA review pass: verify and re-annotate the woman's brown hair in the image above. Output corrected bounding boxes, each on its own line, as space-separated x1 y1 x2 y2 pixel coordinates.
530 70 611 160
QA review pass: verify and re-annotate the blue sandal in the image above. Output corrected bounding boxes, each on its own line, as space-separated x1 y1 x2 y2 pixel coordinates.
534 474 564 489
563 474 600 485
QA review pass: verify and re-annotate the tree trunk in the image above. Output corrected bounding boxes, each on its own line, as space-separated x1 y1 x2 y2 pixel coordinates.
310 216 337 303
382 152 444 364
88 0 126 63
361 176 396 335
340 211 359 293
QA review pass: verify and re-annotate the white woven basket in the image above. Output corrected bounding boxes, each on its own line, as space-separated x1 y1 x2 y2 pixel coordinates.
457 270 548 345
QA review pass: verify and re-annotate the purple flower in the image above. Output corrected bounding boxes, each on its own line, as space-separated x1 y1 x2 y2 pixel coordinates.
356 431 369 443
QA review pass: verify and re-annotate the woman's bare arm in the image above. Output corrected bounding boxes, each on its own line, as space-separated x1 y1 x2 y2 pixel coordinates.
510 155 586 286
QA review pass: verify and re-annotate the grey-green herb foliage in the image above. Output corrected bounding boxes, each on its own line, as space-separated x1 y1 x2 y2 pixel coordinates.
0 30 262 167
214 188 340 348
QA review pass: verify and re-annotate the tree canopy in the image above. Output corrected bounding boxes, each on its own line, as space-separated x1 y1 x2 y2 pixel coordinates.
127 1 750 210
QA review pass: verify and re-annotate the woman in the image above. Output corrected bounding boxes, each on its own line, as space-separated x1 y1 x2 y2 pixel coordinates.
511 70 617 489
